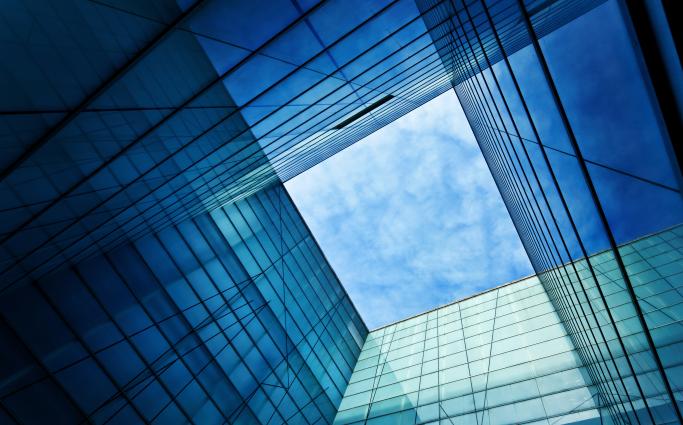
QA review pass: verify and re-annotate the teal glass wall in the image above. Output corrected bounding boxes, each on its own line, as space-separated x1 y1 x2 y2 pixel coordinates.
334 226 683 425
0 0 606 288
539 225 683 424
418 0 682 422
1 0 680 424
335 275 603 425
0 182 367 424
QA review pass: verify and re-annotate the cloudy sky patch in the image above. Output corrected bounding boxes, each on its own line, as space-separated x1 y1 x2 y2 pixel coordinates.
286 90 533 329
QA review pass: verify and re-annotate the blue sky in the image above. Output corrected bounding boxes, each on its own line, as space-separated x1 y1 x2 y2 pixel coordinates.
285 90 533 329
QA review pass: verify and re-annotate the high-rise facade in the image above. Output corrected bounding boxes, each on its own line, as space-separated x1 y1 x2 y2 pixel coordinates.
0 0 610 286
430 0 683 423
0 183 366 424
0 0 680 424
334 225 683 424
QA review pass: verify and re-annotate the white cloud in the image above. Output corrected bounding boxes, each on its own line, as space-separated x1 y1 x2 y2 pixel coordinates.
285 91 532 329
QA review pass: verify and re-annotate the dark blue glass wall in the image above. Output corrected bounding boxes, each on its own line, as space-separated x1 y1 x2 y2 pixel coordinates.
1 0 680 424
420 0 683 423
333 225 683 425
0 0 598 288
0 183 366 424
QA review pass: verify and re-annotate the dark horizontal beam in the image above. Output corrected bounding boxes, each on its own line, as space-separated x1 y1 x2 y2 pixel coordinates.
333 94 394 129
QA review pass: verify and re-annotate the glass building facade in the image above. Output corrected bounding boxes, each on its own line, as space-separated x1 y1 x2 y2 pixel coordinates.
0 0 680 424
0 0 607 287
425 0 683 423
334 225 683 425
0 184 366 424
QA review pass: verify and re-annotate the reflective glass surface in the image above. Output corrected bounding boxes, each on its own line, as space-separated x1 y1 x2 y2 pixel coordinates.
0 183 366 424
335 226 683 425
0 0 604 286
433 0 683 422
1 0 680 423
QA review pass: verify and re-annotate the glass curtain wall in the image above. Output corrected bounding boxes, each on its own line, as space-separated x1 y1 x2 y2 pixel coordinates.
0 0 454 286
0 183 367 424
335 275 603 425
1 0 680 423
418 0 683 423
334 226 683 425
0 0 606 288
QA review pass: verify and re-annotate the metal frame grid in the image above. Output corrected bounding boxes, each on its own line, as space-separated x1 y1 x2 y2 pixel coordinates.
0 0 604 288
1 0 681 424
333 226 683 424
433 0 683 423
0 182 367 424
